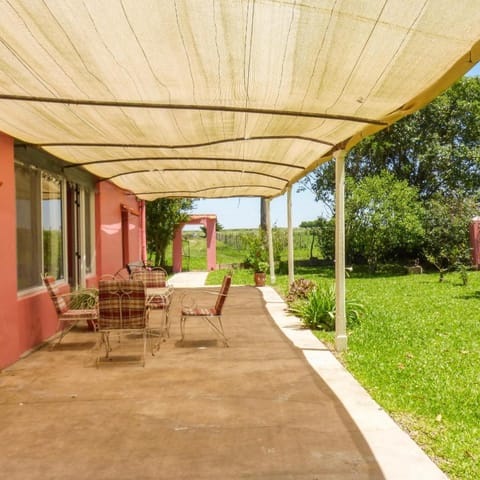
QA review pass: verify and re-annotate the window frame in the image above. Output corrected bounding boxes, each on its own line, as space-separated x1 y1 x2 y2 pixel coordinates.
15 159 96 294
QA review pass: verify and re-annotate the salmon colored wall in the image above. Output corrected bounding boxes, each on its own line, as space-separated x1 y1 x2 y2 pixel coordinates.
0 136 145 368
0 133 19 367
16 284 67 352
128 211 141 263
96 182 142 277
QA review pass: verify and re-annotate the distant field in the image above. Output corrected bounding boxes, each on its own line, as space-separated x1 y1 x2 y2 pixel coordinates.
164 228 322 271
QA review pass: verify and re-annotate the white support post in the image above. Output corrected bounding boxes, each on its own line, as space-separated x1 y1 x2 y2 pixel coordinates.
335 149 347 352
287 185 294 286
266 198 276 284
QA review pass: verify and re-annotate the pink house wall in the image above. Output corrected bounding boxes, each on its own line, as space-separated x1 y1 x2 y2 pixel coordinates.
95 181 143 277
0 133 20 367
0 134 145 368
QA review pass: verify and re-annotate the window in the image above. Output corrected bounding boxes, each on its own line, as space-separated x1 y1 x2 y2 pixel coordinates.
15 160 95 292
42 173 64 280
16 164 42 290
84 188 94 274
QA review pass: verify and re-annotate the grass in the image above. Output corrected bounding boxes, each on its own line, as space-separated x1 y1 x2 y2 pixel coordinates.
341 272 480 480
164 230 480 478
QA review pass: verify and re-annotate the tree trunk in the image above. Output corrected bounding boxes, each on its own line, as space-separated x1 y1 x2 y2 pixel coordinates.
309 233 315 259
260 197 267 232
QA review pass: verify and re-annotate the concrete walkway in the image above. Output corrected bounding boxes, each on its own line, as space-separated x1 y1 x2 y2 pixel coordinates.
0 272 447 479
169 271 447 479
169 271 209 288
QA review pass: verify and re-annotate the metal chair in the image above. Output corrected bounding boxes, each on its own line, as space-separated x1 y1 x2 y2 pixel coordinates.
131 267 173 338
180 274 232 346
96 279 150 366
126 260 146 275
43 276 98 346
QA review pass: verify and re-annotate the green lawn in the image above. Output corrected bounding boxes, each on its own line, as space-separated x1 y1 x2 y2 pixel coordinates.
342 272 480 480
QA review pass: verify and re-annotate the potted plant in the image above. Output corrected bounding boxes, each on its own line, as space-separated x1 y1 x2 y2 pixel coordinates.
243 229 270 286
253 260 269 286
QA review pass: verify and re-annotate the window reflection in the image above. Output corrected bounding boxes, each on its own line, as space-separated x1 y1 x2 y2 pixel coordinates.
15 165 41 289
42 174 64 280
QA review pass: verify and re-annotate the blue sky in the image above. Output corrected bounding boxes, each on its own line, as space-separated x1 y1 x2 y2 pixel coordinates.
192 62 480 230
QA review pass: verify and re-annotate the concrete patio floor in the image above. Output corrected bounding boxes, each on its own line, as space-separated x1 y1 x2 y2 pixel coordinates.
0 279 447 479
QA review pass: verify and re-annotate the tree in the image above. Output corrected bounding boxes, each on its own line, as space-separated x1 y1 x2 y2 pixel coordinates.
422 193 477 280
299 218 334 260
303 77 480 209
345 172 425 269
146 198 195 267
200 222 223 237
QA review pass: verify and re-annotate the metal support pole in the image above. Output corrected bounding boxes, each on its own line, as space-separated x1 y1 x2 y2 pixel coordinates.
266 198 276 284
287 185 294 286
335 149 347 352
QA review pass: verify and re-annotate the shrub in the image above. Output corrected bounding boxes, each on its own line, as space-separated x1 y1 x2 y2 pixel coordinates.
242 229 268 272
286 278 316 304
289 283 364 331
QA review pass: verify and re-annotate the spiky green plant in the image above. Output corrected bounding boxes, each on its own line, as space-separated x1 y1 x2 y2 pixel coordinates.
289 283 364 330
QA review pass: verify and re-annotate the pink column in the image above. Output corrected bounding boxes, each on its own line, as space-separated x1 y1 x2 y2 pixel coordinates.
172 224 184 273
206 218 217 271
470 218 480 268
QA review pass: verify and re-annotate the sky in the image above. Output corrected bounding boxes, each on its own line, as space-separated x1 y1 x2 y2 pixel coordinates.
189 189 328 230
191 62 480 230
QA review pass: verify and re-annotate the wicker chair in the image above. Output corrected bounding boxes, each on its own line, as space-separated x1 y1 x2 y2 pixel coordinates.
180 274 231 346
97 279 150 366
43 276 98 346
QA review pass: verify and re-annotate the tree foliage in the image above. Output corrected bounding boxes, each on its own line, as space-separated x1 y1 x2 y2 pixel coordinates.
301 76 480 268
422 194 477 279
303 77 480 207
345 172 424 268
146 198 195 267
200 222 223 237
299 217 335 260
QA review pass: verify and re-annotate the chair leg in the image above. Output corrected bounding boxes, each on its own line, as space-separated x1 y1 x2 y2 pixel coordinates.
142 330 147 367
204 316 229 347
163 309 171 338
103 332 112 358
94 332 109 367
52 320 78 348
217 317 228 347
148 328 161 356
180 315 186 342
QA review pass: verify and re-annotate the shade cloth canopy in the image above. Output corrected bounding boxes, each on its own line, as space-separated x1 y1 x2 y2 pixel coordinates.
1 0 480 200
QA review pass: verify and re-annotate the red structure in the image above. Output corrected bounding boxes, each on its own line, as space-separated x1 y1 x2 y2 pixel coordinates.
470 217 480 269
0 133 146 368
172 214 217 272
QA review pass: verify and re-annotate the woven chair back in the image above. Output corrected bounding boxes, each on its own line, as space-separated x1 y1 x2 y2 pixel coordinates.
131 268 167 288
98 279 147 330
43 276 68 314
214 275 232 315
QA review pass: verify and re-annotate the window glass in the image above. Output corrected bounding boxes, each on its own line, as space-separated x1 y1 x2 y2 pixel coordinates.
84 189 94 274
42 174 64 280
15 164 42 290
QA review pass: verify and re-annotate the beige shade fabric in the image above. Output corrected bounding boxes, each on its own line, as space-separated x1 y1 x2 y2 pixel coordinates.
1 0 480 199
